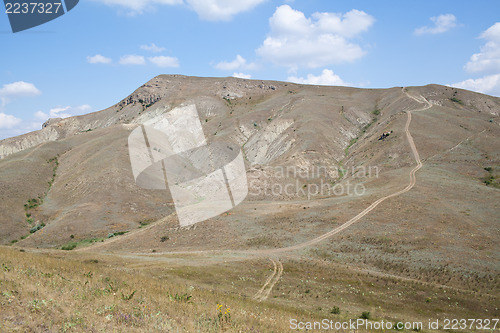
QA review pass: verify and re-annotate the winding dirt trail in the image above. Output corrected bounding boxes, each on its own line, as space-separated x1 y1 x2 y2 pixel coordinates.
249 88 431 299
77 87 432 301
252 258 283 301
250 88 431 256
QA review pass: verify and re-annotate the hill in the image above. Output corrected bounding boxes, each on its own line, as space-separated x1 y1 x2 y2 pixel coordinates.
0 75 499 331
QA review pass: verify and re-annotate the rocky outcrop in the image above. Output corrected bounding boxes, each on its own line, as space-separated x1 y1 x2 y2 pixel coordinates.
0 127 60 159
42 118 63 128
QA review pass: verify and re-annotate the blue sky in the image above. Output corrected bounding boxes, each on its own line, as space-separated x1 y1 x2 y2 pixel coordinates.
1 0 499 139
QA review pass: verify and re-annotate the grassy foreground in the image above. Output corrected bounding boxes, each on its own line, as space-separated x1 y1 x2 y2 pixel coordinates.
0 246 305 332
1 245 498 332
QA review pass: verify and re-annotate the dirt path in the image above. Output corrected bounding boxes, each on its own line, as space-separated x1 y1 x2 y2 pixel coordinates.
248 88 430 256
75 87 432 301
246 87 431 298
252 258 283 301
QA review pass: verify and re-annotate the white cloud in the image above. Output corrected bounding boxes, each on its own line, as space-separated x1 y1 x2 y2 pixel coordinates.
48 105 92 118
0 82 41 138
0 81 41 108
90 0 182 14
256 5 374 69
311 9 375 38
35 110 48 120
0 113 22 129
451 73 500 97
232 72 252 79
140 43 166 53
414 14 458 35
452 23 500 97
0 81 41 98
186 0 267 21
87 54 112 64
287 69 348 86
91 0 266 20
214 55 256 71
0 118 51 139
464 22 500 74
481 22 500 41
119 54 146 65
148 56 179 67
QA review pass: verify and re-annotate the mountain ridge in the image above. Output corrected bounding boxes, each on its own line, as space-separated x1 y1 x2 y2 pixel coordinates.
1 75 498 160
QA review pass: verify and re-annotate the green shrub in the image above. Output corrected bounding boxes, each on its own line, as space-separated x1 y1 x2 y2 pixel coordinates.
30 223 45 234
330 306 340 314
168 292 193 303
139 219 154 228
483 176 494 185
360 311 371 320
61 242 78 251
121 290 136 301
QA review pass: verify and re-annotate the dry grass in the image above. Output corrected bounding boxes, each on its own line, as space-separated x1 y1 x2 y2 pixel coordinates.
2 245 498 332
0 246 313 332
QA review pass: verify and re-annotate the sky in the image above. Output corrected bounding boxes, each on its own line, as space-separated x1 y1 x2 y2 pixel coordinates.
0 0 499 139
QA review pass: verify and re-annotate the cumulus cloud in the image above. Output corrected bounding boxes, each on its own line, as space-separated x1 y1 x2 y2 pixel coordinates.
186 0 267 21
148 56 179 67
214 55 256 71
0 81 41 98
0 81 41 138
87 54 112 64
91 0 266 20
256 5 374 69
0 113 22 129
48 105 92 118
90 0 182 14
232 73 252 79
35 110 48 120
140 43 166 53
288 69 348 86
414 14 458 35
451 23 500 97
119 54 146 65
464 22 500 74
88 49 180 68
0 81 41 108
451 74 500 97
